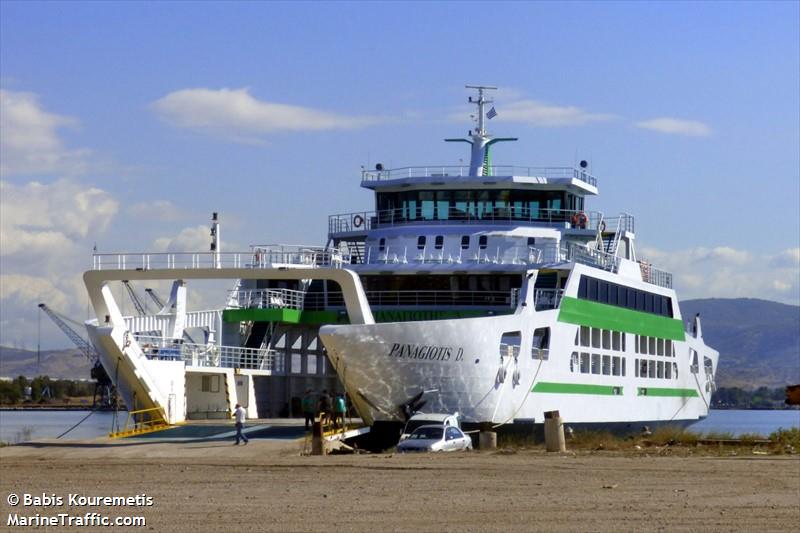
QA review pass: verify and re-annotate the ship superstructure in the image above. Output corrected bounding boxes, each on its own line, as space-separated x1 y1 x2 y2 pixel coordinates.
83 86 718 434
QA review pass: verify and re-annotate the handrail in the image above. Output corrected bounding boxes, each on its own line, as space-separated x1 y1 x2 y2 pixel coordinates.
533 288 564 310
134 335 280 372
329 207 606 235
92 246 347 271
230 288 307 311
304 289 519 310
361 165 597 186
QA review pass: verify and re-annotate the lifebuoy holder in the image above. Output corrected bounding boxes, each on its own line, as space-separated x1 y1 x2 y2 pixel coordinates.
352 214 364 228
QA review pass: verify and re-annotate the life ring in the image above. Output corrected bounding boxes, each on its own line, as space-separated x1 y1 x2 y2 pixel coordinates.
571 211 588 229
352 215 364 228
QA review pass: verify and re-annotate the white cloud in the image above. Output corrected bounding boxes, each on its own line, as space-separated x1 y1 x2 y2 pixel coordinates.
465 99 615 127
0 89 90 176
0 178 119 350
639 245 799 304
127 200 189 222
0 179 118 256
152 225 213 252
635 117 712 137
152 88 381 142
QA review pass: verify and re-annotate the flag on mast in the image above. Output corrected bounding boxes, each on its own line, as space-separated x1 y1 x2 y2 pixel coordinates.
486 106 498 119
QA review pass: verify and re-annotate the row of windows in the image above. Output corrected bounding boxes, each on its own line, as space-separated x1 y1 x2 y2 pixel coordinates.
578 276 674 318
380 235 538 253
375 190 584 223
635 358 679 380
570 352 627 377
635 335 676 357
574 326 627 351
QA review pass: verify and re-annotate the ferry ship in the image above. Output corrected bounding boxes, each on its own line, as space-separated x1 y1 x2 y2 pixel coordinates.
83 85 718 436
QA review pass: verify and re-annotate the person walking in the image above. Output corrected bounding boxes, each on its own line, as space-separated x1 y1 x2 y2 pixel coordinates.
233 403 249 445
318 390 331 427
302 389 316 430
333 393 347 430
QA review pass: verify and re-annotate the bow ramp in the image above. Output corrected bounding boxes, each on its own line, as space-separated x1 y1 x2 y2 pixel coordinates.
84 247 373 429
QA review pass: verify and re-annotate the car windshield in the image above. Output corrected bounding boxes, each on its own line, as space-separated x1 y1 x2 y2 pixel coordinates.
404 420 440 434
409 427 443 440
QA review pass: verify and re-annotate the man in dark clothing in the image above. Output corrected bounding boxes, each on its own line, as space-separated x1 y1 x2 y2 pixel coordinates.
302 389 316 430
318 390 331 426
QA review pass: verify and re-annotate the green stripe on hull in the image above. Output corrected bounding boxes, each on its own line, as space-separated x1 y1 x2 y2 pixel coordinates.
558 297 686 341
638 387 699 397
532 382 622 396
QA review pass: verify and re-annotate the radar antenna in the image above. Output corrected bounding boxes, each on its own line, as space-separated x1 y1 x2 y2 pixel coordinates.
445 85 517 176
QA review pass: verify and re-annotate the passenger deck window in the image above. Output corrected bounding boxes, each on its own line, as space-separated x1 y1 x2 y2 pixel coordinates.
461 236 470 249
479 235 488 249
379 238 386 252
434 235 444 249
417 236 426 250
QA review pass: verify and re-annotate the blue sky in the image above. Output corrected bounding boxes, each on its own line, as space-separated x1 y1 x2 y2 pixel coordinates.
1 1 798 349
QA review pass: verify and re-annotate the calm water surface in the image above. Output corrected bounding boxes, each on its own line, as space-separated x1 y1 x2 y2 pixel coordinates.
0 410 118 443
1 409 798 443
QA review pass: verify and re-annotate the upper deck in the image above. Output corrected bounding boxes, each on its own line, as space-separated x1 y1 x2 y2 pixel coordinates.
360 165 598 194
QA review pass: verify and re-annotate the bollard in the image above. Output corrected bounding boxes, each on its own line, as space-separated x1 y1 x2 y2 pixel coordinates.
478 431 497 450
543 410 566 452
311 420 326 456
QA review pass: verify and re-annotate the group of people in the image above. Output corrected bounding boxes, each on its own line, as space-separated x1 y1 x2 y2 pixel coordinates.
302 389 347 430
231 389 349 445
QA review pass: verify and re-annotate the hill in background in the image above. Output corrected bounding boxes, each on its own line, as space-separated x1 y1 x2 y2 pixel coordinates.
1 298 798 388
680 298 799 388
0 346 91 380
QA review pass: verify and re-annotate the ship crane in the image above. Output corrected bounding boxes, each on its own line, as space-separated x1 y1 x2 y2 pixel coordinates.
37 303 113 407
144 288 165 310
122 280 147 315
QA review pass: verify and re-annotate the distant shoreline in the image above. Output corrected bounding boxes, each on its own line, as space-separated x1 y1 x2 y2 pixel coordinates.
0 406 119 412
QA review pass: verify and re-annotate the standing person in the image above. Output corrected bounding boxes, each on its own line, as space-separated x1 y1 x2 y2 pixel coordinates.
333 393 347 430
302 389 316 430
233 403 249 445
318 389 331 427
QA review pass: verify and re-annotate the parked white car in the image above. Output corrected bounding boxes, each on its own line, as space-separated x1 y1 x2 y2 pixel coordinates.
396 425 473 453
399 412 461 441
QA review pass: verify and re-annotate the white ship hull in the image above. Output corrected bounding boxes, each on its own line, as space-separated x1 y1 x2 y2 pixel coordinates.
321 267 719 429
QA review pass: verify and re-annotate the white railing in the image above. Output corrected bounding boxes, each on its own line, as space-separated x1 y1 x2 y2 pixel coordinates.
92 245 346 271
568 242 620 273
533 289 564 310
360 243 565 267
361 166 597 186
639 261 673 289
124 309 221 335
230 288 306 310
328 207 604 235
134 335 280 372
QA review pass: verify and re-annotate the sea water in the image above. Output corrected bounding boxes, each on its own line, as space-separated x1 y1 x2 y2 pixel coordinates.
0 410 118 443
1 409 798 443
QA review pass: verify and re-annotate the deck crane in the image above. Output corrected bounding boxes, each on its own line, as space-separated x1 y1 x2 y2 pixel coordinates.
37 303 114 407
144 287 165 310
121 280 147 315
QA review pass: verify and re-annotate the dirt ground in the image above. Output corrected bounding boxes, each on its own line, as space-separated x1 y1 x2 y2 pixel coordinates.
1 438 799 532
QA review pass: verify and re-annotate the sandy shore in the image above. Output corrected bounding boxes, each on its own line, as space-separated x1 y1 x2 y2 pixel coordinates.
1 437 798 532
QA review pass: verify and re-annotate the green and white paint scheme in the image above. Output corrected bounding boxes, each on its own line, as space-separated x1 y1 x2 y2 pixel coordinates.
82 86 718 431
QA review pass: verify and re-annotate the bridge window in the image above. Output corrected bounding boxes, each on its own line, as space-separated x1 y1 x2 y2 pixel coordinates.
434 235 444 249
577 275 674 318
